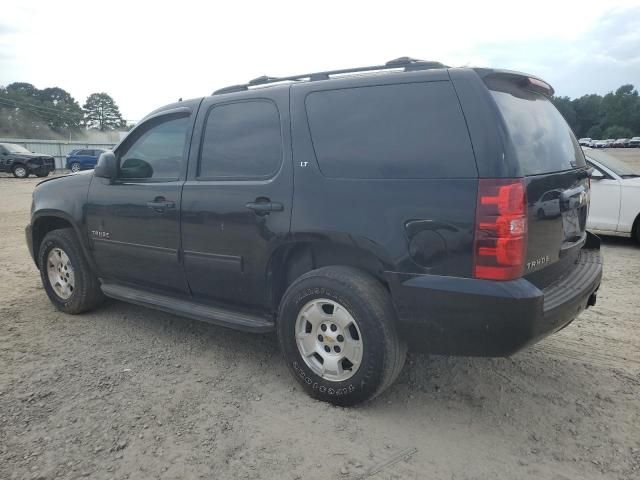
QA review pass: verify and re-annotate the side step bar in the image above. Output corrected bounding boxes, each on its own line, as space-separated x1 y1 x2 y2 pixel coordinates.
101 283 275 333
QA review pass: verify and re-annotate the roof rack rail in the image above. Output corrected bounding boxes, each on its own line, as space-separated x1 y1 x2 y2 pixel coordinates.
212 57 448 95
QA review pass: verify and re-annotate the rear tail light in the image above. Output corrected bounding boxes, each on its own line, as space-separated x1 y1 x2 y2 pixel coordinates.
473 178 527 281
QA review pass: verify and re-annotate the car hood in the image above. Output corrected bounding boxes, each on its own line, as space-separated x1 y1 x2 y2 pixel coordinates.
11 152 54 160
36 169 94 187
621 177 640 187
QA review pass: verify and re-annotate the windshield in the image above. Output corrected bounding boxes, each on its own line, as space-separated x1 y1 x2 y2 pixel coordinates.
2 143 31 154
584 148 640 177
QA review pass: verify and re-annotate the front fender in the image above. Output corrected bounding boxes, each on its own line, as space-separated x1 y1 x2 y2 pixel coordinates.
29 173 94 269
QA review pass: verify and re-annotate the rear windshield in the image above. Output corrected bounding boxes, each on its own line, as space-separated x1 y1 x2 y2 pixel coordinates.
486 77 585 176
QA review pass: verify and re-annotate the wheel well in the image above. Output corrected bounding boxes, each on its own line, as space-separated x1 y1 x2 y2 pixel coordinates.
32 216 74 265
267 242 389 312
633 213 640 239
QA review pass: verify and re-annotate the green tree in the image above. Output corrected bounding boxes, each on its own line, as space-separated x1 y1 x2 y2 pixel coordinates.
603 125 633 139
551 96 578 132
573 94 603 137
0 82 84 137
83 93 125 130
586 125 603 139
601 85 640 134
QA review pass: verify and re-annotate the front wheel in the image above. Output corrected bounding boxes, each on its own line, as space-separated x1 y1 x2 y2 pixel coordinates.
70 162 81 173
12 165 28 178
277 266 406 406
38 228 104 314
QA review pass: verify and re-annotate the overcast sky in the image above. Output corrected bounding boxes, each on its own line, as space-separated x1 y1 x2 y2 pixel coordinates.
1 0 639 122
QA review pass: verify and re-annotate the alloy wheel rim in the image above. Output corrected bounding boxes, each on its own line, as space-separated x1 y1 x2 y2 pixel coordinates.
71 163 80 173
15 167 26 177
295 298 363 382
46 248 75 299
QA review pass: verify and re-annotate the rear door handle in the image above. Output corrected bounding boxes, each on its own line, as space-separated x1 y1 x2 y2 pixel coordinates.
245 201 284 215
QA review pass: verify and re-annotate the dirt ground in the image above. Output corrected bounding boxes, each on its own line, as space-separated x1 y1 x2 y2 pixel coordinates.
1 156 639 480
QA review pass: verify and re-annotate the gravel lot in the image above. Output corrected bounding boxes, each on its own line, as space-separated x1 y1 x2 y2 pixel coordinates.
1 154 639 479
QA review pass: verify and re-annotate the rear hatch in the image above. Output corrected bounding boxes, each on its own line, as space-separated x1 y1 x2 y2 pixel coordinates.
483 73 590 289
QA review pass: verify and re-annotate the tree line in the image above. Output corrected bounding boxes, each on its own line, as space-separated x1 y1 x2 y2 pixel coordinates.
552 84 640 139
2 80 639 141
0 82 127 139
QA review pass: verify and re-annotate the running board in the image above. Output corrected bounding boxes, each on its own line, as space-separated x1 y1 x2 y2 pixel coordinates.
100 283 275 333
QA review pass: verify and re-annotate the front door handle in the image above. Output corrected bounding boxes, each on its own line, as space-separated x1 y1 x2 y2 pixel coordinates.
245 200 284 215
146 197 175 212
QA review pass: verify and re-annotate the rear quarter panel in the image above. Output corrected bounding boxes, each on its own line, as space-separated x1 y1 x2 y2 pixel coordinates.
290 72 478 277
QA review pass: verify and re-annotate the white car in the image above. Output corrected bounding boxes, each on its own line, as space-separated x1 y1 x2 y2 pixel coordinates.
578 137 594 147
593 140 607 148
584 148 640 243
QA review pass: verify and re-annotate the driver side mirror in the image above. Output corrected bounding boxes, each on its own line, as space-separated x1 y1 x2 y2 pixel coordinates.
94 151 117 182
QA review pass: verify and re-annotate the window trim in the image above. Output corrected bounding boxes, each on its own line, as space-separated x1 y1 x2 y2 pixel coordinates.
114 110 192 183
196 98 283 182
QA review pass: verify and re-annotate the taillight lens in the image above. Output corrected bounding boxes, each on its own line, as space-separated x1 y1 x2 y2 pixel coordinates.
473 178 527 281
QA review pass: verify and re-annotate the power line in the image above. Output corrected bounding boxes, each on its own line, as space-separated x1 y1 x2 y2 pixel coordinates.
0 96 81 121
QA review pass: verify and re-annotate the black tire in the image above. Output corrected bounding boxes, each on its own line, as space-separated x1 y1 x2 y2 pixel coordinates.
70 162 81 173
12 164 28 178
277 266 406 406
36 171 50 178
38 228 104 314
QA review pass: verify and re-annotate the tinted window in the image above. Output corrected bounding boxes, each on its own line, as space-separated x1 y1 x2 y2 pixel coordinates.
486 78 585 175
199 101 282 179
305 82 477 179
77 150 90 156
118 115 189 180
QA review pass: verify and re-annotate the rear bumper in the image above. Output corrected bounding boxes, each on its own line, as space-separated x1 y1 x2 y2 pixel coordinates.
387 235 602 356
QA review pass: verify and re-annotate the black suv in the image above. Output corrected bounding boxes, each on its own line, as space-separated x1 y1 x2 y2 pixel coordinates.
26 58 602 405
0 143 55 178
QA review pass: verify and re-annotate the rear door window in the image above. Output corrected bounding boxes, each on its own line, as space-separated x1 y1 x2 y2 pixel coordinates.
198 100 282 179
305 82 477 179
486 77 585 175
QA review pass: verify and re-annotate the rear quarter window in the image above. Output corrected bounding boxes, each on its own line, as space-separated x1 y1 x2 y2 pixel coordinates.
305 82 477 179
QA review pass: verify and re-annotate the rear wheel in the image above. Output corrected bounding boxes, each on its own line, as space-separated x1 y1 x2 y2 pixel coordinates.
277 266 406 406
12 165 28 178
70 162 81 173
38 228 104 314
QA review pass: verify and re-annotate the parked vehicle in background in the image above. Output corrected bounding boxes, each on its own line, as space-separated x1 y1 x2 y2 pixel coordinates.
0 143 55 178
593 140 607 148
613 138 630 148
66 149 107 173
605 139 616 147
578 138 594 147
584 147 640 243
629 137 640 148
26 58 602 405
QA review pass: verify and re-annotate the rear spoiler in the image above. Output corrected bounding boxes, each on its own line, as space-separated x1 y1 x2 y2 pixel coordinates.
474 68 555 97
